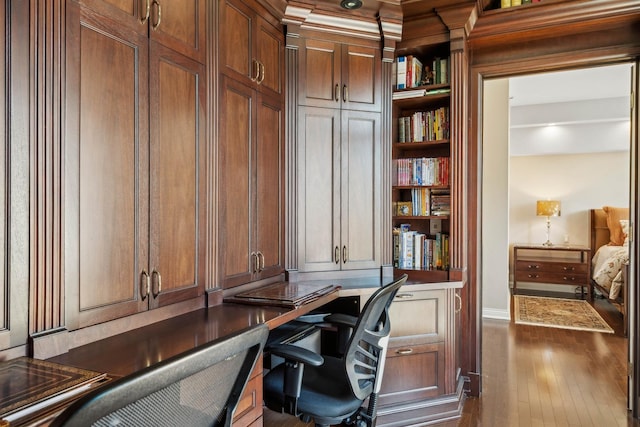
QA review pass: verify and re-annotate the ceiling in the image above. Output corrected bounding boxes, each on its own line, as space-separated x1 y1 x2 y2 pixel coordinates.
509 64 632 107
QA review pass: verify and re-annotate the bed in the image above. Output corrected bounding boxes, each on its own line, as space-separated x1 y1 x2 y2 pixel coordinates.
590 207 630 333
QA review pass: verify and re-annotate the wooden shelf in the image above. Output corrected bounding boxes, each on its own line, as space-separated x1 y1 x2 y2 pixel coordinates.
393 140 450 151
393 215 449 221
393 185 449 190
394 268 449 282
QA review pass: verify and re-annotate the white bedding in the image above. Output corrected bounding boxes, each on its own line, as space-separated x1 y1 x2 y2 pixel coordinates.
592 245 629 299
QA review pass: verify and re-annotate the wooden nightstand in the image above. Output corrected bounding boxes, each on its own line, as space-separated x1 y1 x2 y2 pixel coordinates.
513 244 592 300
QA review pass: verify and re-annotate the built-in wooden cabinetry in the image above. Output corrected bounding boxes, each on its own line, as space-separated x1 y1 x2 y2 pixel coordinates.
217 0 285 289
64 0 207 329
377 285 463 426
0 2 29 353
296 36 383 274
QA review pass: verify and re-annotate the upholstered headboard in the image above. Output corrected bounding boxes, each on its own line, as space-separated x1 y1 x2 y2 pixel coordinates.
589 208 610 255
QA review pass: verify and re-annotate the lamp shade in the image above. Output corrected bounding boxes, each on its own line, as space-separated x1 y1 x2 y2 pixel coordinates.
536 200 561 217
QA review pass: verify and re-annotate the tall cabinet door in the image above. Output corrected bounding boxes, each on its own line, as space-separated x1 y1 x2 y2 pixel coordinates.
148 41 206 309
0 2 29 350
297 106 341 272
64 3 149 330
340 110 381 270
218 76 255 288
255 93 284 280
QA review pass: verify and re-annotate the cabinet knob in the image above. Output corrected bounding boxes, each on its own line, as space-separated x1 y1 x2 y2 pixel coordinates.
563 266 575 271
396 348 413 355
527 274 539 279
527 264 539 269
563 276 575 281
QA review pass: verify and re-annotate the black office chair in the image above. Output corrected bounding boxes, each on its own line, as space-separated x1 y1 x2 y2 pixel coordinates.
263 274 408 427
50 323 269 427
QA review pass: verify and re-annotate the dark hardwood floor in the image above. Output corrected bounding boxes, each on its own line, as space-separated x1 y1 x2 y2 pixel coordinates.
264 291 639 426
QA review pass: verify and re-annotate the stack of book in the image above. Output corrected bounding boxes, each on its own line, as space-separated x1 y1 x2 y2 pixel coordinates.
393 157 450 187
431 189 451 216
393 224 449 270
397 107 450 142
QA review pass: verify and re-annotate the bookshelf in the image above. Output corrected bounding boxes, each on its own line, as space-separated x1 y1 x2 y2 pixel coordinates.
392 46 451 281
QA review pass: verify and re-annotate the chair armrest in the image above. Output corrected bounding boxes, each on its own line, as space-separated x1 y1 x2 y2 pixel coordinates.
268 344 324 367
325 313 357 328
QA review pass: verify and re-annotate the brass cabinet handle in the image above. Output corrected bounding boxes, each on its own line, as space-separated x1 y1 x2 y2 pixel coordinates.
334 246 340 264
257 251 265 272
140 0 150 24
563 266 575 271
396 348 413 355
334 84 339 102
251 59 259 82
527 264 540 269
343 84 348 102
563 276 575 281
455 293 462 313
151 0 161 30
250 252 257 273
152 269 162 298
140 270 150 300
342 245 347 264
257 61 265 84
527 274 539 279
395 293 413 299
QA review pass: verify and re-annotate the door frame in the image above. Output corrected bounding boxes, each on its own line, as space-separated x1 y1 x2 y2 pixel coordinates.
466 53 640 401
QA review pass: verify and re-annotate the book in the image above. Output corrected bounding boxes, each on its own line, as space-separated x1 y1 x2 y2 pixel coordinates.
396 56 406 89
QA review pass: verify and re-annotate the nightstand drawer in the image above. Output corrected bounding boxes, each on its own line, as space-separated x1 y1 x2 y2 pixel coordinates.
515 260 589 274
515 270 587 284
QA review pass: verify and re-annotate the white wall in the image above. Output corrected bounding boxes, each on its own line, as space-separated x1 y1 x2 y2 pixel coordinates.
482 79 511 320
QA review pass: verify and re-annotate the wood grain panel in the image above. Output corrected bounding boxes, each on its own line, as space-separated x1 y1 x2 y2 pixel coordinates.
256 18 284 96
219 0 253 81
342 44 381 112
149 42 205 308
149 0 206 63
298 39 340 107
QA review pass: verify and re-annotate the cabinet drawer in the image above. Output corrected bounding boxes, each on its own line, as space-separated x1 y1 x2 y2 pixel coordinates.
388 289 446 346
515 260 588 274
379 342 445 405
515 270 588 284
232 358 263 427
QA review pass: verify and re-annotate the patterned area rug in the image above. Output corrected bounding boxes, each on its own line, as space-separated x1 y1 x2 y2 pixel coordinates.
514 295 614 333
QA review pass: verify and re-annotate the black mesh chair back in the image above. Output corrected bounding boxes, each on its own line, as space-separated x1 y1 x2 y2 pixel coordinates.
263 274 407 427
51 323 268 427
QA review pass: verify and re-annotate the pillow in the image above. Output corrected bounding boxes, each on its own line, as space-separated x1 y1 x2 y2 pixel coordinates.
603 206 629 246
620 219 629 247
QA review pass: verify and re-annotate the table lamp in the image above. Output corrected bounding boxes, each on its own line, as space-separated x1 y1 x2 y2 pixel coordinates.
536 200 561 246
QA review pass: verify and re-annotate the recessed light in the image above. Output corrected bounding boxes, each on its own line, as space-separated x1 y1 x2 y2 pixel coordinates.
340 0 362 9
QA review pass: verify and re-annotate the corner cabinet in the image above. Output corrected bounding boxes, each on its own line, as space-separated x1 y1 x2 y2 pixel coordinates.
217 0 285 289
64 0 207 329
296 36 383 274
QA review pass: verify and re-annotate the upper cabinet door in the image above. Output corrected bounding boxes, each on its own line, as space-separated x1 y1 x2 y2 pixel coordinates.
147 0 206 62
341 44 381 112
80 0 205 62
298 39 341 109
219 0 284 95
64 2 150 330
148 41 206 309
299 39 381 112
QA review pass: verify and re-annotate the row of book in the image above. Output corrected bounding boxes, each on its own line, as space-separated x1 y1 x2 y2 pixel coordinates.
395 55 450 90
398 107 450 143
393 188 451 217
393 224 449 270
393 157 450 187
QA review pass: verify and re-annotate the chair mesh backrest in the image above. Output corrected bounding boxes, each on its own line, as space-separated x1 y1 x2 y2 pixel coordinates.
51 324 269 427
344 275 407 401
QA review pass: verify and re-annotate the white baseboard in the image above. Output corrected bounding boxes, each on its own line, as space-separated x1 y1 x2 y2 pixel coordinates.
482 307 510 320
